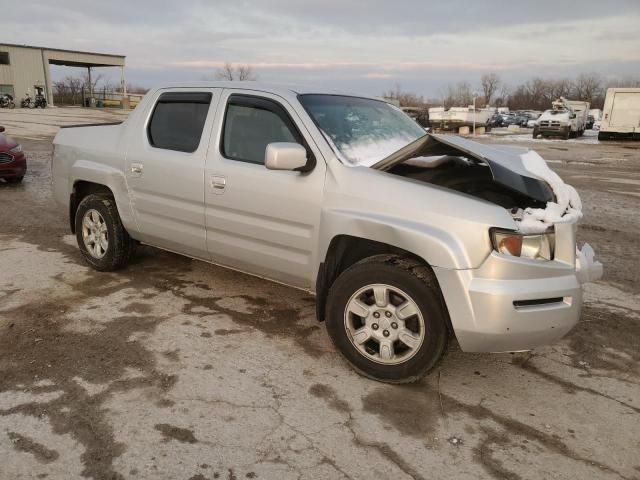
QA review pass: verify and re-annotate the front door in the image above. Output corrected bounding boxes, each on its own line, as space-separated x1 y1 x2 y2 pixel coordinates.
125 88 221 259
204 90 326 288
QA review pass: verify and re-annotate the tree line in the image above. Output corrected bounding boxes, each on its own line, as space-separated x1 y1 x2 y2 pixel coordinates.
52 73 149 105
385 73 640 111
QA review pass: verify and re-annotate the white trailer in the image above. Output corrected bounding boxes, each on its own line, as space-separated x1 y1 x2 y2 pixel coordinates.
598 88 640 140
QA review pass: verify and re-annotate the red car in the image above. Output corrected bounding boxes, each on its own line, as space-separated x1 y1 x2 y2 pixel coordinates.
0 126 26 183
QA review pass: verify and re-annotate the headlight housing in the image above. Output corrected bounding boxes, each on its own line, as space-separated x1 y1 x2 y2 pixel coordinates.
9 144 22 154
491 228 555 261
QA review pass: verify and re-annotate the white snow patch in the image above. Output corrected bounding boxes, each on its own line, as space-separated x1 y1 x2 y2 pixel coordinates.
404 155 451 168
517 150 583 234
576 243 604 283
329 132 418 167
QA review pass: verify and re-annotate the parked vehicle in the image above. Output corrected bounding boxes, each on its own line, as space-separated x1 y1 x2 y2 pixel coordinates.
598 88 640 140
402 107 429 128
0 94 15 109
487 113 504 128
564 99 590 133
0 126 26 183
533 98 588 139
586 115 595 130
428 106 492 132
588 108 602 123
52 83 601 382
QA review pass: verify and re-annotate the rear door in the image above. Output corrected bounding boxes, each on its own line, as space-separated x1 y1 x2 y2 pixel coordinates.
125 88 221 258
204 90 326 288
610 92 640 131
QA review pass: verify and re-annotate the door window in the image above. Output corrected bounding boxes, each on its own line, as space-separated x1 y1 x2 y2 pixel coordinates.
221 95 310 165
148 92 212 153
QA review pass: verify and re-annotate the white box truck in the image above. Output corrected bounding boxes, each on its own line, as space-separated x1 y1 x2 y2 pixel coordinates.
598 88 640 140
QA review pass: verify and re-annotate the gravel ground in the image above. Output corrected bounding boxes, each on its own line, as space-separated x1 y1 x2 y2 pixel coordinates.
0 108 639 480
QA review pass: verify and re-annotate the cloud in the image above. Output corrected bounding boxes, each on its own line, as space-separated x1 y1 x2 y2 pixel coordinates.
2 0 638 96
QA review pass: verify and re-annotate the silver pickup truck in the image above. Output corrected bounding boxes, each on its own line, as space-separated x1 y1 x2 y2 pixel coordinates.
52 82 601 383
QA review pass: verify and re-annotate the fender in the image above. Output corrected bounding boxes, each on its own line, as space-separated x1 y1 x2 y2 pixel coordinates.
70 160 138 235
315 206 473 283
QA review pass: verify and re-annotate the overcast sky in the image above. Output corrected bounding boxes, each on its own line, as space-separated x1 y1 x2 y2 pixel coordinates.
4 0 640 97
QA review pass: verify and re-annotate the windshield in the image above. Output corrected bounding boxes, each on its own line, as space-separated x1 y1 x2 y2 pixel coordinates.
299 94 426 167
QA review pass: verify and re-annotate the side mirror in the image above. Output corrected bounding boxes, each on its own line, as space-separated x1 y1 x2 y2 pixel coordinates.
570 113 576 119
0 126 4 133
265 142 308 171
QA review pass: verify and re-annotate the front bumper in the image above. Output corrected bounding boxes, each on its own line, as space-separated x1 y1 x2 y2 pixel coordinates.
434 222 597 353
537 125 570 136
0 152 27 178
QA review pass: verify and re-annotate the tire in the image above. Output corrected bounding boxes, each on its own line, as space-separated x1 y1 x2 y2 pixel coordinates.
532 128 538 139
5 176 23 183
74 194 136 271
325 254 448 383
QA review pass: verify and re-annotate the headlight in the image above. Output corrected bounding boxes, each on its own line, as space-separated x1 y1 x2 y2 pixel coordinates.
9 144 22 154
491 228 555 261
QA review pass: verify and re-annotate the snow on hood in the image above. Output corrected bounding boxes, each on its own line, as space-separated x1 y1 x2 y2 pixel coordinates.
539 110 570 122
516 150 582 234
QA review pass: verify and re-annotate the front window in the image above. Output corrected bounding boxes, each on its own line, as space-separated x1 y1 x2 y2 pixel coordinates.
299 94 426 167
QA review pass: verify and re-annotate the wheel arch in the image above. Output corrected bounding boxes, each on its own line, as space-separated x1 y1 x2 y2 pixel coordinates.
69 181 114 233
315 234 452 335
67 161 136 236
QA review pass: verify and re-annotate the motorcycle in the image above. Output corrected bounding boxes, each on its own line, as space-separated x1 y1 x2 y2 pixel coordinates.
0 94 15 109
21 94 47 109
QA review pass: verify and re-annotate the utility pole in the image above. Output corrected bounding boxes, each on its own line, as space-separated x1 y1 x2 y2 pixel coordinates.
473 95 477 135
87 66 93 107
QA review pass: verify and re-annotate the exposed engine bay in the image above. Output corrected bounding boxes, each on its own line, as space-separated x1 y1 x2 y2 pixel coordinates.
388 155 548 211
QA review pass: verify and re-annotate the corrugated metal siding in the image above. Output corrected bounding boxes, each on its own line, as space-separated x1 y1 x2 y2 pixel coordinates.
0 45 46 101
0 44 125 105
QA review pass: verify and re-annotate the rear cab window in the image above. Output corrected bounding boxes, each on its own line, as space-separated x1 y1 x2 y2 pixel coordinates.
147 92 212 153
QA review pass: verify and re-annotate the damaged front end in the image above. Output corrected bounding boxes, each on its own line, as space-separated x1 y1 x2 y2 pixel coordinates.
374 133 602 283
373 133 554 211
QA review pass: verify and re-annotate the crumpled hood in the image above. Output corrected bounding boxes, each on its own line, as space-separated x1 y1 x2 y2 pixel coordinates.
372 133 555 203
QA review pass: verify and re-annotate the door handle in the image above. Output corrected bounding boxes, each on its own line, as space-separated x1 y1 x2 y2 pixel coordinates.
209 174 226 194
130 163 144 176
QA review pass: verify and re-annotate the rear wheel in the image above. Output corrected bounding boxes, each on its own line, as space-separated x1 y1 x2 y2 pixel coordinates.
325 254 448 383
4 176 23 183
75 194 136 271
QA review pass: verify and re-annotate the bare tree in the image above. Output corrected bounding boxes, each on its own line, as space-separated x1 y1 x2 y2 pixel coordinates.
480 73 501 106
82 72 104 93
214 62 257 81
65 75 84 105
572 73 603 103
494 84 510 107
439 81 474 107
382 84 425 107
237 64 257 81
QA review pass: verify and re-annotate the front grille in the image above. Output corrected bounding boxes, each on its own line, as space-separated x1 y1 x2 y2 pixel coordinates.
540 121 561 127
0 152 13 164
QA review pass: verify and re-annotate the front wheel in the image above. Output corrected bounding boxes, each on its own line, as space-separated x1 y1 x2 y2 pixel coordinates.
325 255 448 383
75 194 136 271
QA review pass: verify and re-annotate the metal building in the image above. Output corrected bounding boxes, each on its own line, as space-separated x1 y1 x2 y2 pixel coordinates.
0 43 126 107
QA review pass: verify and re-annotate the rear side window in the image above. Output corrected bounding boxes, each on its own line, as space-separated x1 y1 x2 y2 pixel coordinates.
222 95 308 165
148 92 212 153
